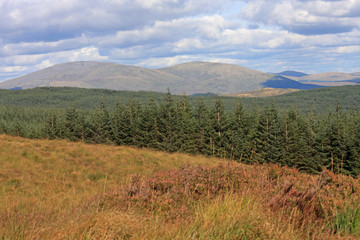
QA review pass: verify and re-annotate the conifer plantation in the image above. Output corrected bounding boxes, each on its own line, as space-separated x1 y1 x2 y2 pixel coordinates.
0 89 359 177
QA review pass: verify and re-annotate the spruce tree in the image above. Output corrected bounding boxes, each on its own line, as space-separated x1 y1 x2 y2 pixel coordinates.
254 103 284 164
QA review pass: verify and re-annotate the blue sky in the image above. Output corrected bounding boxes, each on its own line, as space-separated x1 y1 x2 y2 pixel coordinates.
0 0 360 81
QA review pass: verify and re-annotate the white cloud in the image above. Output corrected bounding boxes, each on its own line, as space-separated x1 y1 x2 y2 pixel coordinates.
173 38 203 52
241 0 360 35
0 66 28 73
1 0 360 81
328 45 360 54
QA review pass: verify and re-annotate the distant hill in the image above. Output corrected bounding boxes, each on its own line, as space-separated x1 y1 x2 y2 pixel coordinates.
0 61 323 95
282 71 360 87
298 72 358 82
276 70 308 77
0 61 185 93
262 76 324 89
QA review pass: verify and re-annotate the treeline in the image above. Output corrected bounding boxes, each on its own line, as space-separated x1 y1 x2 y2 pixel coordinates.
1 85 360 113
1 92 360 177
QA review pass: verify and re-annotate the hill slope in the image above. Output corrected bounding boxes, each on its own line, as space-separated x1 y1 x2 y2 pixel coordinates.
0 61 184 93
0 61 322 94
1 135 359 239
159 61 275 94
298 72 358 82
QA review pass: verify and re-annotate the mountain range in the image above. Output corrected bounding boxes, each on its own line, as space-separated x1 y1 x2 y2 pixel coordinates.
0 61 358 95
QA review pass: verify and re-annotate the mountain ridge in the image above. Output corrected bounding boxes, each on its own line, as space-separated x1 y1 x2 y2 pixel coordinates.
0 61 334 94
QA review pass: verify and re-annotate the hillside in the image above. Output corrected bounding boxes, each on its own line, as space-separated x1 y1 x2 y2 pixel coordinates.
1 135 359 239
0 61 321 94
0 61 184 93
298 72 358 82
159 61 274 94
1 85 360 113
227 87 299 98
283 71 360 87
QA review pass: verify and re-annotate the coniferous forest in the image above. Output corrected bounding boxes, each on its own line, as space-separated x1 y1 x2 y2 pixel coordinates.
1 87 360 177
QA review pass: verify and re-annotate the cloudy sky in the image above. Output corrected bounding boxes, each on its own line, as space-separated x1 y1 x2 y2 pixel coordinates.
1 0 360 81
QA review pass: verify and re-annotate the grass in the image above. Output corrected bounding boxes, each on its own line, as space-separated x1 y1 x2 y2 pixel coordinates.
1 134 360 239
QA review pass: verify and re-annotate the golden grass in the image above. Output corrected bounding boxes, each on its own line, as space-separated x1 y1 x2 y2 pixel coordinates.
0 135 220 239
1 134 360 239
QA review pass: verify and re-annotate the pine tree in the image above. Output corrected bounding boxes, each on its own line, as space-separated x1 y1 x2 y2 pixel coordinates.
135 98 161 149
254 103 284 164
282 109 321 173
228 100 249 161
89 102 113 144
157 90 178 152
208 98 230 158
194 100 212 155
45 111 58 139
64 107 81 141
174 95 197 154
113 101 138 146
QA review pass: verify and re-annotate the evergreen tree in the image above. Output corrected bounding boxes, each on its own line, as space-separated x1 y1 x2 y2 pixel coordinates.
208 98 230 158
194 100 212 155
113 101 138 146
227 100 249 161
157 90 178 152
135 98 161 149
89 102 113 144
45 111 58 139
282 109 321 173
174 95 197 154
64 107 81 141
254 103 284 164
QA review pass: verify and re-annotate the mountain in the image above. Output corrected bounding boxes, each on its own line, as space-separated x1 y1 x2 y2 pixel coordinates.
0 61 184 92
159 61 279 94
297 72 358 82
262 75 325 89
0 61 322 94
276 70 308 77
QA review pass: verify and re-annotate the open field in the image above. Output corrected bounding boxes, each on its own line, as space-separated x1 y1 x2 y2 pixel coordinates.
1 135 360 239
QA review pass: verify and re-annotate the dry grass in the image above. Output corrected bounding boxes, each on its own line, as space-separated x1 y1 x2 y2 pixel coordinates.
1 134 360 239
0 135 220 239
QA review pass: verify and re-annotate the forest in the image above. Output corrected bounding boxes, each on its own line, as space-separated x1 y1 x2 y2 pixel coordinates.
1 87 360 177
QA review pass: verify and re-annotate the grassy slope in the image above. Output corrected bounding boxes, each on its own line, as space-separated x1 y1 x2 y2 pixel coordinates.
0 135 220 239
1 135 360 239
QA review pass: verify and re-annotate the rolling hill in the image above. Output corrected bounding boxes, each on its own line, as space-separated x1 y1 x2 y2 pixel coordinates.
276 70 308 77
0 61 184 92
0 61 322 95
284 71 360 86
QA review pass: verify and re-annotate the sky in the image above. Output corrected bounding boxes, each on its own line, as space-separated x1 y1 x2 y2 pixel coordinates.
1 0 360 81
